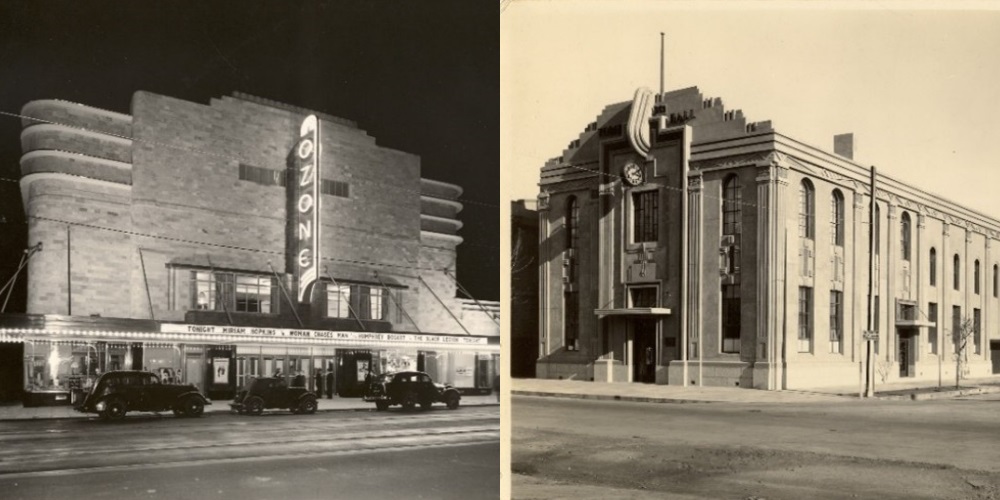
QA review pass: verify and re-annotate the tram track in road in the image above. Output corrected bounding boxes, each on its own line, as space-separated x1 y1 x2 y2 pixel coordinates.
0 410 499 477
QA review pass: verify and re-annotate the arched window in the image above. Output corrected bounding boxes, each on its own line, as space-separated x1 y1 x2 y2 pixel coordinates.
565 196 578 250
830 189 844 246
798 179 815 239
930 248 937 286
900 212 911 261
975 260 981 294
994 264 998 298
954 254 961 291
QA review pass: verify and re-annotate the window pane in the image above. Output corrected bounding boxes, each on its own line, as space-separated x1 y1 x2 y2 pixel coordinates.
326 285 352 318
632 191 658 242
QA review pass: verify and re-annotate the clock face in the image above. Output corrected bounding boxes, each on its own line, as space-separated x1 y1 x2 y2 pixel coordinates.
622 162 644 186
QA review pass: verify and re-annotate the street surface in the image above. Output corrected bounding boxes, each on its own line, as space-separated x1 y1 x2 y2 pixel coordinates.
0 406 499 499
512 393 1000 499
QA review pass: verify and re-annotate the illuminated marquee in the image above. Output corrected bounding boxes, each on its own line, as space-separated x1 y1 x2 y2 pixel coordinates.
296 115 321 302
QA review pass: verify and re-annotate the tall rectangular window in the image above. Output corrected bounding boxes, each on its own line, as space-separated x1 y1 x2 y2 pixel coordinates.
974 308 981 354
927 302 938 354
721 284 740 353
798 287 812 352
326 284 352 318
632 190 658 243
829 291 843 353
953 305 962 354
369 288 386 321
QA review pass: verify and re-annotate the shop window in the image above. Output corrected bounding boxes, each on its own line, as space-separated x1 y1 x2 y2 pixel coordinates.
190 270 277 314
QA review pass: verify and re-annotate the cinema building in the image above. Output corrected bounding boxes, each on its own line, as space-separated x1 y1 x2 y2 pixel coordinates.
536 85 1000 390
0 92 499 406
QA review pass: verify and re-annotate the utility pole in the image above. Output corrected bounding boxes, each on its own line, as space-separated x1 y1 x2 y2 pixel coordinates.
865 166 877 397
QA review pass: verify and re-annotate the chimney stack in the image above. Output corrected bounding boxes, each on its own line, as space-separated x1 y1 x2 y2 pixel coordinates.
834 133 854 160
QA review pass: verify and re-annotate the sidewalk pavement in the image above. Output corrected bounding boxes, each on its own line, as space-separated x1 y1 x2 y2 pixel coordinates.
0 394 500 421
512 375 1000 404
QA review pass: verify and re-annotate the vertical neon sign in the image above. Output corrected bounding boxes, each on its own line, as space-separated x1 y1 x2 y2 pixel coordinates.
296 115 320 302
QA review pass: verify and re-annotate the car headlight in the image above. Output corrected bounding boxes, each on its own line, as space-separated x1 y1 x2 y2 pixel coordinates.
95 401 105 411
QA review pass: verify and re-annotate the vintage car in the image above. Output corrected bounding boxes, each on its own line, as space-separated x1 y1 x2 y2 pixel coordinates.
230 376 318 415
75 370 211 421
363 370 460 411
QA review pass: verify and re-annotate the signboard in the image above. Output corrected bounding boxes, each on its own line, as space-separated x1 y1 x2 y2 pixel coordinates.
213 358 229 384
160 323 491 346
295 115 321 302
863 331 879 341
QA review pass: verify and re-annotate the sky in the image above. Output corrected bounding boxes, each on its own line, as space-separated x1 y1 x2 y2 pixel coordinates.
502 2 1000 215
0 1 499 311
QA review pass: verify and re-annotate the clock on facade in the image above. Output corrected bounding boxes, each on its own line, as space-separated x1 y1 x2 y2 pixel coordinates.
622 162 644 186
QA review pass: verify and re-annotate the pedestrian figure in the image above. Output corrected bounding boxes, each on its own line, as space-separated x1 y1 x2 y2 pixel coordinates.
326 368 334 399
273 368 282 378
293 371 306 387
494 373 500 402
316 369 325 396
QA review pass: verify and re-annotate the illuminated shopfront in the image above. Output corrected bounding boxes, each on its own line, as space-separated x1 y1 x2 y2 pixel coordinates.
1 315 499 406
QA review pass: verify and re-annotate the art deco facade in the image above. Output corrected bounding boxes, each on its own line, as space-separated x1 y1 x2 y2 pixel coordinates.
0 92 498 405
537 86 1000 390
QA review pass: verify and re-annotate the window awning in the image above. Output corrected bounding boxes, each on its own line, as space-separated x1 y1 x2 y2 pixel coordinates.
594 307 672 317
895 319 936 328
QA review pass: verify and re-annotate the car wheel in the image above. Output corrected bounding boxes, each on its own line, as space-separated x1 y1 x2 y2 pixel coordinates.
401 391 418 411
298 398 317 415
245 396 264 416
375 400 389 411
184 397 205 418
445 392 460 410
102 398 127 421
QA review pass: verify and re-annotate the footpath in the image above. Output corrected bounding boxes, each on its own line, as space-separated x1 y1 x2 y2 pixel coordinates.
0 394 500 421
512 375 1000 404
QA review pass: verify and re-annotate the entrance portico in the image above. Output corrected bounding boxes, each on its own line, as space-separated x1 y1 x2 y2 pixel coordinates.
594 307 671 384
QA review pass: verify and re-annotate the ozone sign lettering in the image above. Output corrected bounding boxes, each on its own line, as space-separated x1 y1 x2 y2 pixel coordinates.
295 115 321 302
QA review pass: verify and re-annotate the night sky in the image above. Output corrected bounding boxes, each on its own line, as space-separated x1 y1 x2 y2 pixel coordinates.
0 1 499 312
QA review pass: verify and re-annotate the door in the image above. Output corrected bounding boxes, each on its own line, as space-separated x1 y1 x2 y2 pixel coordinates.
186 358 204 394
898 331 914 378
991 341 1000 374
633 319 657 384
